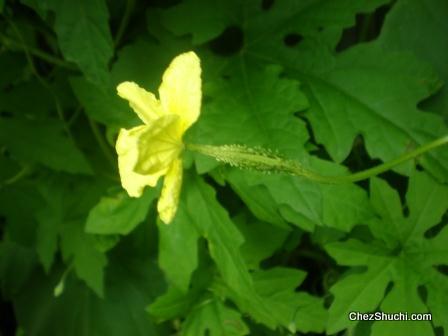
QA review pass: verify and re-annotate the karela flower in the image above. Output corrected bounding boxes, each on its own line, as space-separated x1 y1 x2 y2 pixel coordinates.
115 52 201 224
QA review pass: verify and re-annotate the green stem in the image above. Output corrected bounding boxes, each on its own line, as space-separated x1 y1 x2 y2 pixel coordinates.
188 135 448 184
3 18 75 142
1 166 32 187
0 35 74 69
114 0 135 47
54 263 74 297
88 117 117 168
310 135 448 183
68 105 83 126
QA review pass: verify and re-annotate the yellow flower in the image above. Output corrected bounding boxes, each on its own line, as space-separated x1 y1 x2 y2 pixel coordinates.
115 51 201 224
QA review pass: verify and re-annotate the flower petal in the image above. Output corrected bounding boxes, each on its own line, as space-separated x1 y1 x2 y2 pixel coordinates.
116 125 165 197
158 51 201 131
134 114 183 175
117 81 163 124
157 158 183 224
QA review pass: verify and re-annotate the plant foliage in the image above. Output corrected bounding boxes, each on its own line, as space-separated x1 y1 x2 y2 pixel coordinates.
0 0 447 335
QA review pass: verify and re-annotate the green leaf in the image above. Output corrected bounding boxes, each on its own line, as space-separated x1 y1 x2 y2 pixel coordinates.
195 65 309 158
0 184 42 246
20 0 49 18
148 286 200 322
404 169 448 240
169 0 448 181
253 268 327 333
157 204 199 292
148 264 214 322
91 234 120 253
0 80 53 118
216 1 448 181
14 257 165 336
326 171 448 334
234 212 290 269
0 118 91 174
0 241 37 298
194 62 371 232
297 43 448 180
160 0 237 44
111 37 189 93
227 167 372 232
59 221 107 297
85 188 157 235
370 178 402 223
225 171 290 228
47 0 114 87
370 262 434 336
377 0 448 114
369 172 448 246
229 267 328 333
292 292 328 334
325 240 393 333
426 272 448 333
368 177 405 247
253 267 307 297
0 53 25 89
182 175 277 327
35 175 109 296
4 1 448 334
161 0 389 48
70 77 138 128
184 176 250 294
182 299 249 336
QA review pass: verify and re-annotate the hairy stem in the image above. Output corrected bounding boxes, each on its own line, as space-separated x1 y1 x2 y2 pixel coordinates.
188 135 448 183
